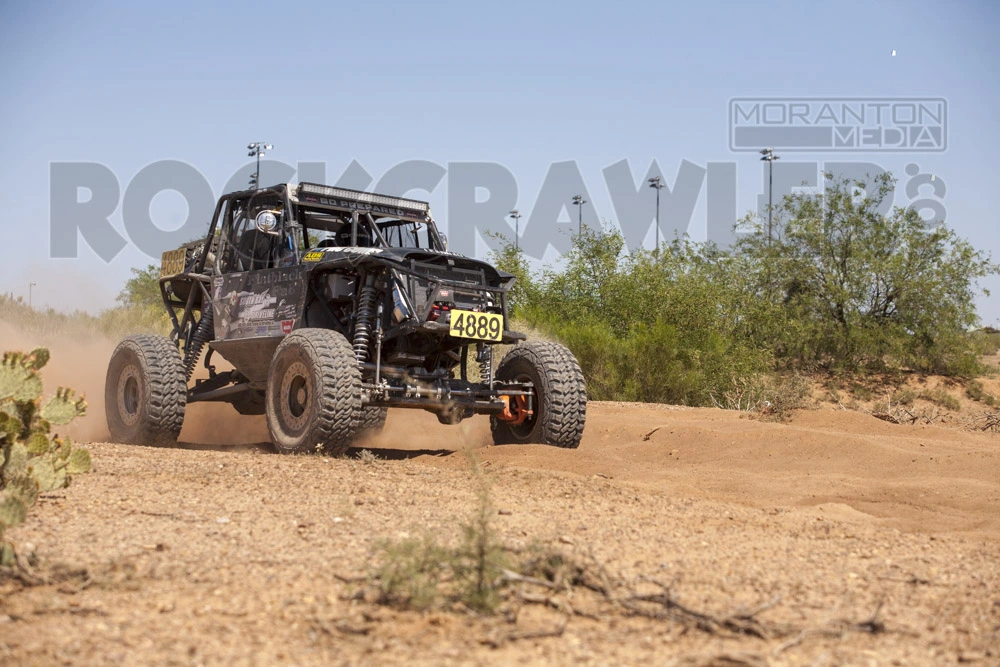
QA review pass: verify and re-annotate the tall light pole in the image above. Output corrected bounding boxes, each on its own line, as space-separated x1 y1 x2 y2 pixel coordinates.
508 209 522 251
29 282 36 309
648 176 665 249
760 148 780 245
247 142 273 190
571 194 587 236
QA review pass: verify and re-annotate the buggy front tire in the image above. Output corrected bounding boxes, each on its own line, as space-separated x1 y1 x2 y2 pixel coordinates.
265 329 362 455
490 341 587 448
105 334 187 445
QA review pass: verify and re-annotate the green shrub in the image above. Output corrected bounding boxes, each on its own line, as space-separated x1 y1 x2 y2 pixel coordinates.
736 172 998 375
965 380 997 407
971 329 1000 357
486 178 997 402
850 383 875 402
710 372 812 420
513 231 772 406
487 176 997 405
372 462 508 614
488 235 539 319
453 470 508 613
533 312 768 406
0 349 92 566
894 387 916 406
765 373 814 419
374 533 450 611
918 388 961 411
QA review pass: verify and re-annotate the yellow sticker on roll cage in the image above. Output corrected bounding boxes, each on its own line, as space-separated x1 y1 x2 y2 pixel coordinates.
449 309 503 342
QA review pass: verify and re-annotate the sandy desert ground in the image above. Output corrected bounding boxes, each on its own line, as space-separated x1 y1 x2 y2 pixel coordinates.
1 325 999 665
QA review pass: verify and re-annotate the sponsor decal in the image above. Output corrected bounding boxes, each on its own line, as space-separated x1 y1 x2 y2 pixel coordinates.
237 289 278 321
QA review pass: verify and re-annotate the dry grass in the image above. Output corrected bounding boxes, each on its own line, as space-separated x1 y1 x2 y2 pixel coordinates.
816 372 1000 429
710 373 813 421
0 294 168 342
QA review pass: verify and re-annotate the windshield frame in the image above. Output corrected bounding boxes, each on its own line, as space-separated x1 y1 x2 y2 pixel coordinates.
374 216 445 252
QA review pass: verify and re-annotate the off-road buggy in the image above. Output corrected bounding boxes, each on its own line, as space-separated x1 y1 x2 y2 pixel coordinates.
105 182 587 454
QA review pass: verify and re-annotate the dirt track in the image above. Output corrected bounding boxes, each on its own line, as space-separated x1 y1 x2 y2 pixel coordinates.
2 401 999 665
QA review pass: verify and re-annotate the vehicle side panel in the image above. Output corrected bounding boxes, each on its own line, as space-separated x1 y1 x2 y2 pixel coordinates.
211 267 307 341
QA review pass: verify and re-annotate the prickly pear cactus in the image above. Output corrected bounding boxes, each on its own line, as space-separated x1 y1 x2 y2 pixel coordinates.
0 349 91 567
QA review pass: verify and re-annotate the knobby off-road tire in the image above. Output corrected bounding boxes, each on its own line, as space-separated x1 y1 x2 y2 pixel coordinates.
358 407 388 437
105 334 187 446
491 341 587 448
265 329 361 455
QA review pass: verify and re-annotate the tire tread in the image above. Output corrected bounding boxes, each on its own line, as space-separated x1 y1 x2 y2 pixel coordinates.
106 334 187 445
491 341 586 448
267 329 361 455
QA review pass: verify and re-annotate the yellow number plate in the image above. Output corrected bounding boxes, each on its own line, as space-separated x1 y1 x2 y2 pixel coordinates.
449 309 503 342
160 248 187 277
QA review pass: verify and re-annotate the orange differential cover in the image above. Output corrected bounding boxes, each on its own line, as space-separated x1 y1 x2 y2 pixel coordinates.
497 395 532 425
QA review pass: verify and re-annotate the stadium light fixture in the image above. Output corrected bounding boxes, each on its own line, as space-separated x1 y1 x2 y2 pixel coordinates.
247 142 273 191
571 195 587 237
508 209 522 251
760 148 780 245
648 176 666 248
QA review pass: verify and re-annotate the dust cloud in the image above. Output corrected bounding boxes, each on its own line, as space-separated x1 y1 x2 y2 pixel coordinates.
0 316 494 450
1 322 115 442
0 322 269 446
363 409 493 453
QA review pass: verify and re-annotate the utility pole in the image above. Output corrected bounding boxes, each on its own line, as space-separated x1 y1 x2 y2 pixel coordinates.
571 194 587 237
29 282 36 309
760 148 780 245
648 176 665 248
508 209 522 251
247 142 273 190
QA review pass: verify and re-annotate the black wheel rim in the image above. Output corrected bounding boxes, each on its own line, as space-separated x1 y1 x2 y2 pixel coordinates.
117 365 141 426
279 360 311 433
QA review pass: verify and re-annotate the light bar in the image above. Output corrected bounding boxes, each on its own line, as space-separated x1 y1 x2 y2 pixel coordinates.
299 183 430 214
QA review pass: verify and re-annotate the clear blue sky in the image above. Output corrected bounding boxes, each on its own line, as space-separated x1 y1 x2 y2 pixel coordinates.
1 0 998 323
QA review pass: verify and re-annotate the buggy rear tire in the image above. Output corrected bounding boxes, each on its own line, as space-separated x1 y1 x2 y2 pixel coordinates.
358 407 388 437
265 329 361 455
105 334 187 445
490 341 586 448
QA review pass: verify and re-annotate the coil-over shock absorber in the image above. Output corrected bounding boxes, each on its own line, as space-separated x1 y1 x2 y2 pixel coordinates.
183 303 213 380
353 274 378 364
477 342 493 387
